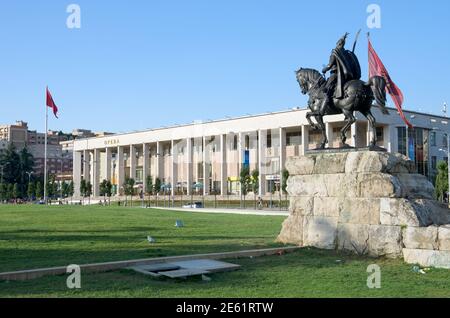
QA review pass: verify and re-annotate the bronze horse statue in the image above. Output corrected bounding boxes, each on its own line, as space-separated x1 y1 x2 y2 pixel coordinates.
296 68 389 149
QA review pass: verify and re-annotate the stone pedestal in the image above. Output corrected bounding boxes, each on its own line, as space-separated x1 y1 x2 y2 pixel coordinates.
278 150 450 268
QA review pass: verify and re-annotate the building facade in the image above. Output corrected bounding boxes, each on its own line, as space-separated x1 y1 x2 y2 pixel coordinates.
0 121 108 180
0 121 28 150
72 107 450 198
27 130 73 177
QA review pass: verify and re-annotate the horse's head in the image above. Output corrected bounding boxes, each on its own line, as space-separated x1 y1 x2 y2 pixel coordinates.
295 68 308 95
295 68 325 95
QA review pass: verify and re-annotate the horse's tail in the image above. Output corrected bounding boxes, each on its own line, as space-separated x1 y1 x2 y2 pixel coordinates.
368 76 389 115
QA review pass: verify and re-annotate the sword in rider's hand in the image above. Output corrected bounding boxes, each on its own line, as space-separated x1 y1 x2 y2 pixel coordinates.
352 29 362 53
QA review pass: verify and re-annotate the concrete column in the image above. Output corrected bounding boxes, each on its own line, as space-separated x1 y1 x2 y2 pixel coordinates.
83 150 90 183
388 125 397 153
171 140 176 196
142 143 149 193
117 146 124 196
220 134 227 196
279 127 286 188
326 122 333 147
350 122 357 147
202 136 207 195
129 145 136 180
105 148 112 182
301 125 309 155
258 129 265 196
73 151 82 198
93 149 100 197
186 138 193 195
156 141 163 181
238 132 243 170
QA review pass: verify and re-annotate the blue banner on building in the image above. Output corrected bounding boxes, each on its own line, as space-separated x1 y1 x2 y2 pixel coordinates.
244 150 250 168
408 135 415 161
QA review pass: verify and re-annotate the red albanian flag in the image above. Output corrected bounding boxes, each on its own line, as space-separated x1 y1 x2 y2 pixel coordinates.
368 39 412 128
46 87 59 118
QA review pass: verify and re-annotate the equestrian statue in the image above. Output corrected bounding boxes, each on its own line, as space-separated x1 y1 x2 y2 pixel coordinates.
296 32 389 149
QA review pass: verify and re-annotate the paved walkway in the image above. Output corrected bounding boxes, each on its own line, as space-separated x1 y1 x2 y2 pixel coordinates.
148 207 289 216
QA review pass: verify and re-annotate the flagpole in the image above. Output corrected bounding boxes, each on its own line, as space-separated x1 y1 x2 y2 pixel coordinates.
44 91 48 205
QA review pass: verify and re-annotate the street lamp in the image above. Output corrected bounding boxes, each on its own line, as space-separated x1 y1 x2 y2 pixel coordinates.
25 171 33 202
26 171 33 183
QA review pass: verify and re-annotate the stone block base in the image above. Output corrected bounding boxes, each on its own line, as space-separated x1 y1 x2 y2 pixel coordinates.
403 249 450 269
278 150 450 268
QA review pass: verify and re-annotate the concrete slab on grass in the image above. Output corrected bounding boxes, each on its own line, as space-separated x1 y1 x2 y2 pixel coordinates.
170 259 241 273
129 259 241 278
160 269 210 278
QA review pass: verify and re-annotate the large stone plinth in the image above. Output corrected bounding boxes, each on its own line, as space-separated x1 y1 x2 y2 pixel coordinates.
278 150 450 268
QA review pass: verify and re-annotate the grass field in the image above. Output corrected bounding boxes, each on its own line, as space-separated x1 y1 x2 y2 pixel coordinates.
0 205 449 298
0 205 284 273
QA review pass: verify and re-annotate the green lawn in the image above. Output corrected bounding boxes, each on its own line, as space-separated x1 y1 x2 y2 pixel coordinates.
0 205 449 298
0 205 284 273
1 248 449 298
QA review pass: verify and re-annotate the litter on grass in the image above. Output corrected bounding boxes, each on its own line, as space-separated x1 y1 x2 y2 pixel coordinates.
412 265 430 274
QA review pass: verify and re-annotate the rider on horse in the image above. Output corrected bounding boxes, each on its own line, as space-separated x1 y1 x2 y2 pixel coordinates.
322 33 362 100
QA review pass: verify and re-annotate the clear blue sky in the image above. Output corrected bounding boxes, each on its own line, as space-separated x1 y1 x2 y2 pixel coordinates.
0 0 449 133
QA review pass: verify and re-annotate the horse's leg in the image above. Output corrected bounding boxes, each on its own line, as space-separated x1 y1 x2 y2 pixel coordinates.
363 110 377 147
306 112 319 130
310 95 331 149
340 109 356 146
315 115 328 149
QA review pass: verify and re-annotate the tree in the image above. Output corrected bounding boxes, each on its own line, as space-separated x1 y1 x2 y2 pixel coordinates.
19 147 34 196
240 166 251 208
105 180 112 205
68 181 75 201
7 184 13 201
52 180 59 199
123 178 135 206
12 183 19 201
145 175 153 205
146 175 153 195
27 182 35 201
251 169 259 194
251 169 259 208
0 143 21 185
435 161 448 202
61 181 69 198
80 179 87 203
45 178 53 198
99 179 107 201
86 181 92 204
35 181 43 200
0 144 34 199
154 178 162 194
0 183 6 202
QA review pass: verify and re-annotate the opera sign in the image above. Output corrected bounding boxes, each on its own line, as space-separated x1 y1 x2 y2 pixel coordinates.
104 139 120 146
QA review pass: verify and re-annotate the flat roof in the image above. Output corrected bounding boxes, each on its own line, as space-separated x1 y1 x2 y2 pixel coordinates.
75 105 450 142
